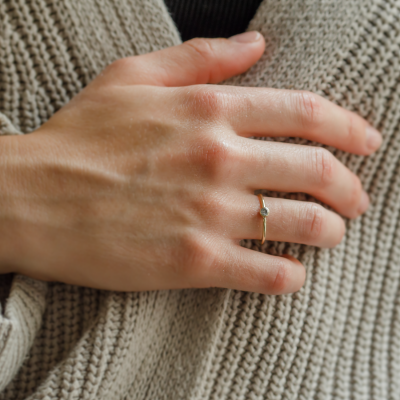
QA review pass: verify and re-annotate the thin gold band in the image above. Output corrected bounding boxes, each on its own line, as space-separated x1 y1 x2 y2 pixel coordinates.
258 194 269 245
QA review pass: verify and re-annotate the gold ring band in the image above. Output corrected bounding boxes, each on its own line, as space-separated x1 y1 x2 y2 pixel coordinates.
258 194 270 245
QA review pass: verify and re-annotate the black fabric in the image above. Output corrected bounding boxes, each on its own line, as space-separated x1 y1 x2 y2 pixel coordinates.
164 0 263 41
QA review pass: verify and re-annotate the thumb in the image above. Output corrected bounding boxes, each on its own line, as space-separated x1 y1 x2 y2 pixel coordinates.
102 31 265 87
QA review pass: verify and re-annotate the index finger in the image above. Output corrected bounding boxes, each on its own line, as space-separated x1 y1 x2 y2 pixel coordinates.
187 86 382 156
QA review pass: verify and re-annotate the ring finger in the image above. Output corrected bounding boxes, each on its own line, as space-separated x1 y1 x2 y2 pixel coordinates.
227 194 345 248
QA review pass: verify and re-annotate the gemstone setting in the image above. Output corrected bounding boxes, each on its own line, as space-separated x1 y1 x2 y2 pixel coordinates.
260 207 270 217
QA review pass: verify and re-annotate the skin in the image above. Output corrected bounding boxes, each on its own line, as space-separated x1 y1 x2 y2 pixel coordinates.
0 31 382 295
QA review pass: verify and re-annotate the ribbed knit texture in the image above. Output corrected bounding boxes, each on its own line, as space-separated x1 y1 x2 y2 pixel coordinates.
0 0 400 399
164 0 263 41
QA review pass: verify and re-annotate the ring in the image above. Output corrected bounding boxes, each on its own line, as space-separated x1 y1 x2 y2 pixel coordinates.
258 194 270 245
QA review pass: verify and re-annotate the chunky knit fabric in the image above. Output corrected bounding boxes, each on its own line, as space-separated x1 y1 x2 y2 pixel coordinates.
1 0 400 399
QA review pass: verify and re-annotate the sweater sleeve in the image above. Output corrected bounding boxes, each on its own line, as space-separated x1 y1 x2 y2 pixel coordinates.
0 112 48 391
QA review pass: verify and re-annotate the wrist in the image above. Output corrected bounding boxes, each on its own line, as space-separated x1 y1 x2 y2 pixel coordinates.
0 134 39 274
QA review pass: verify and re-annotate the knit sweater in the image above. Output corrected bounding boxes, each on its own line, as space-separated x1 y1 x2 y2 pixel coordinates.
0 0 400 399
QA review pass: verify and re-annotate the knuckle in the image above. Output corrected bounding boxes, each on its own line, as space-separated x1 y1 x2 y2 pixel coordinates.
184 38 216 64
311 147 335 187
189 135 235 180
185 86 228 120
292 91 323 130
299 203 326 242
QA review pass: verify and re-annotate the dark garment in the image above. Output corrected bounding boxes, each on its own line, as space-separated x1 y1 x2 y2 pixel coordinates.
164 0 263 41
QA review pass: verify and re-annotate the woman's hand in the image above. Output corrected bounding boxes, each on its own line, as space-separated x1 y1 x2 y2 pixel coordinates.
1 31 381 294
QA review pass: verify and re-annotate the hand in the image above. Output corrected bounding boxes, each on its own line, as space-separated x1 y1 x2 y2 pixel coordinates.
1 31 381 295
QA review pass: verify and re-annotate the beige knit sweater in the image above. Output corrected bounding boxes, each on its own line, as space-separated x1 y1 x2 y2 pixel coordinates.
0 0 399 399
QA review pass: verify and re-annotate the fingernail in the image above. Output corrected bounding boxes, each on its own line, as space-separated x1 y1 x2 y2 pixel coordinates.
366 126 382 151
228 31 261 43
358 190 370 214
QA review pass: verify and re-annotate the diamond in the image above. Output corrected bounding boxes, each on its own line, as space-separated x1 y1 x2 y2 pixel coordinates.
260 207 270 217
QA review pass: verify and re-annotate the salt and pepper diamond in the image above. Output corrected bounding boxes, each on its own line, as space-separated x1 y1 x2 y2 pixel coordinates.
260 207 270 217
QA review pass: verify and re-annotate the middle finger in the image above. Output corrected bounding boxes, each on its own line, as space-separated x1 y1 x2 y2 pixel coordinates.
232 138 369 219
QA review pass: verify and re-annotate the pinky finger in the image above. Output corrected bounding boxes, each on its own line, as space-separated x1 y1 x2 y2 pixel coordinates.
203 244 306 295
